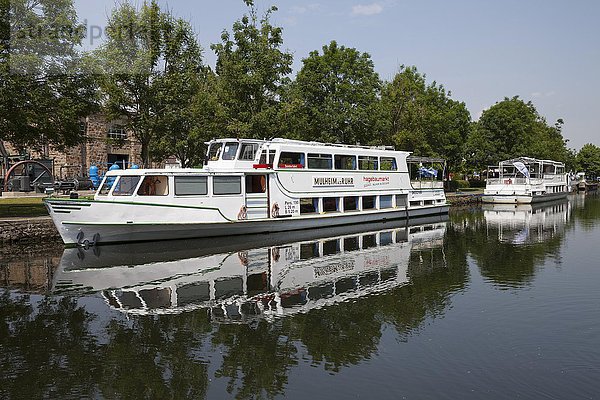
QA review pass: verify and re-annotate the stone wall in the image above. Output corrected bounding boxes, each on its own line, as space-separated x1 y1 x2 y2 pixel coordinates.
0 217 60 244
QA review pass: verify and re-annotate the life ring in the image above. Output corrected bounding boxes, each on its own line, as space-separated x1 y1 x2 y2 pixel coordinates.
271 203 280 218
237 205 247 220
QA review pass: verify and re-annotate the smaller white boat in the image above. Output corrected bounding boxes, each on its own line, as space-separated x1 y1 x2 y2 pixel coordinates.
483 157 568 204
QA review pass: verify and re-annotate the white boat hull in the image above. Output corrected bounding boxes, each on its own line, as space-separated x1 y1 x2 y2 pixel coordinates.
482 191 568 204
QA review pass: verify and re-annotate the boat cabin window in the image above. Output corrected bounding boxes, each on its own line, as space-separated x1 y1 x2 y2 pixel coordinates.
222 142 239 160
245 175 266 193
307 153 333 169
97 177 115 196
174 176 208 196
335 154 357 170
380 157 397 171
112 176 141 196
213 176 242 195
362 196 376 210
343 197 358 211
278 152 305 168
300 198 318 214
259 150 277 165
358 156 378 170
380 195 393 209
138 175 169 196
207 143 223 161
239 143 259 161
323 197 339 212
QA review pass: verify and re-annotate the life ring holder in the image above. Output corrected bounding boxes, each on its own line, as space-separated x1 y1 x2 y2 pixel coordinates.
237 205 248 220
271 203 280 218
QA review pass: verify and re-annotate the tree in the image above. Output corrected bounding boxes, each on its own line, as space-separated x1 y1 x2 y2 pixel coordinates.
291 41 381 144
95 1 203 166
576 143 600 178
465 96 570 170
211 0 292 139
0 0 98 152
381 66 471 175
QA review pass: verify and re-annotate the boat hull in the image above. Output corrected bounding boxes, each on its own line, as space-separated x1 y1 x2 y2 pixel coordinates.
49 201 449 245
481 191 568 204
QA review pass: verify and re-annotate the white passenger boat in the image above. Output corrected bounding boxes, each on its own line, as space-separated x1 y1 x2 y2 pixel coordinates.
483 157 569 204
44 138 448 246
52 216 448 318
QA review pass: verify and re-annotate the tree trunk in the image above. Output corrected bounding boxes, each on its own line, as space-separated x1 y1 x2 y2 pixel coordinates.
141 141 150 168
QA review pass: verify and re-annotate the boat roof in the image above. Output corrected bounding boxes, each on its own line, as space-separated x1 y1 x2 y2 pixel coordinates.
499 157 565 166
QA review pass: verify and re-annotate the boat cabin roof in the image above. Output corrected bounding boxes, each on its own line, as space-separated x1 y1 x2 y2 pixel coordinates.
498 157 565 167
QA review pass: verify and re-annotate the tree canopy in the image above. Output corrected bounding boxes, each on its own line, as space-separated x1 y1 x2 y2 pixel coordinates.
576 143 600 178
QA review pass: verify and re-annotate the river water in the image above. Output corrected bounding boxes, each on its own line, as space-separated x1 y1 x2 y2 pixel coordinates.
1 194 599 399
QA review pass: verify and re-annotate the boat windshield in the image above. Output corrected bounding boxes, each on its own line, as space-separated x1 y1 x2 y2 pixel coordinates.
222 142 239 160
207 143 223 161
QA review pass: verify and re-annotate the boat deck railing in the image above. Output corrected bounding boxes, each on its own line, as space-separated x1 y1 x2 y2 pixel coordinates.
410 180 444 189
487 175 566 186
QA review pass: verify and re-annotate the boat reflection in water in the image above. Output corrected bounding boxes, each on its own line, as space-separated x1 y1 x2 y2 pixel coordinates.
482 199 571 245
53 215 448 320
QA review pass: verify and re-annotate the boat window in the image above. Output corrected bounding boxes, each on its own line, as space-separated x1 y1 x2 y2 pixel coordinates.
334 154 356 170
245 175 266 193
239 143 259 160
380 195 393 209
278 152 305 168
213 176 242 195
222 142 239 160
207 143 223 161
112 176 141 196
138 175 169 196
323 197 339 212
97 177 115 196
174 176 208 196
380 157 397 171
362 196 376 210
307 153 333 169
259 150 277 164
343 197 358 211
300 198 318 214
395 194 407 208
358 156 378 170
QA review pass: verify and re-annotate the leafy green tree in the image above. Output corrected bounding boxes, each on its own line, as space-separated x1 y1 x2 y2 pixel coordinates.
380 66 471 176
465 96 570 170
576 143 600 178
211 0 292 139
291 40 381 144
0 0 98 152
95 1 203 166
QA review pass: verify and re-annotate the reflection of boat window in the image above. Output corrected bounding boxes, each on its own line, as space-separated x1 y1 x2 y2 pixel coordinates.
308 283 335 301
240 302 262 316
409 227 420 234
300 242 319 259
215 277 243 299
344 236 359 251
322 239 340 256
359 271 379 287
225 304 242 319
139 288 172 309
281 289 308 308
247 273 268 296
117 291 143 309
380 232 393 246
336 277 356 294
380 267 397 283
103 291 121 309
177 282 210 306
362 234 377 249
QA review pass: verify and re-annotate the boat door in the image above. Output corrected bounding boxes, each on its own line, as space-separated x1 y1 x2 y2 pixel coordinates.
244 174 269 219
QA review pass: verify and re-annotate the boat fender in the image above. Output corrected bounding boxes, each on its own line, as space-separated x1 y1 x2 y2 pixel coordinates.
237 206 248 220
271 203 280 218
504 179 513 185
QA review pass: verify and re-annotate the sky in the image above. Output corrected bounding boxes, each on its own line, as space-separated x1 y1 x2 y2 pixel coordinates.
73 0 600 150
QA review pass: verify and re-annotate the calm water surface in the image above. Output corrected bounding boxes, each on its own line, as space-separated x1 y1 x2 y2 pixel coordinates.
1 194 599 399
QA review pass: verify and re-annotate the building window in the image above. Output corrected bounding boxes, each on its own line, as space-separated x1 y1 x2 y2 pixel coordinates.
323 197 339 212
358 156 378 170
334 154 356 170
213 176 242 195
108 125 127 140
112 176 141 196
278 152 305 168
380 157 397 171
300 198 318 214
343 197 358 211
138 175 169 196
175 176 207 196
362 196 376 210
307 153 333 169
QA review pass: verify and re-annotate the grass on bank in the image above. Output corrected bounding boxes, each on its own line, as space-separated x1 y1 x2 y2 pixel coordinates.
0 196 48 218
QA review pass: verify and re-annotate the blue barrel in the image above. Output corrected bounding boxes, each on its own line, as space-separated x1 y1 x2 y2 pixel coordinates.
130 164 140 169
89 165 100 189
